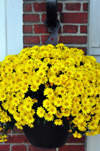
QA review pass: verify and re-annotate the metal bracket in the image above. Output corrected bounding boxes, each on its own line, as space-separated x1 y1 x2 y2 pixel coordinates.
44 19 60 45
44 0 60 45
46 0 57 32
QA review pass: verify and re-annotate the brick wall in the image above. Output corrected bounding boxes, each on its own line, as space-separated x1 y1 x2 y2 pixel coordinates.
0 0 89 151
0 127 85 151
23 0 89 54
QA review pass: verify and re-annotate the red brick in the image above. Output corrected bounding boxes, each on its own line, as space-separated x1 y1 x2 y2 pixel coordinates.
63 25 78 33
23 36 40 44
34 24 61 34
60 13 88 23
13 127 24 133
58 27 61 34
42 14 46 22
67 135 85 143
5 135 29 143
65 3 81 11
23 3 32 12
59 36 87 44
11 145 27 151
0 145 10 151
33 2 62 12
33 3 46 12
41 35 50 44
59 145 85 151
34 24 48 33
57 3 63 12
28 145 56 151
23 14 40 22
23 25 33 33
23 46 32 48
80 26 87 33
83 3 88 11
69 47 87 55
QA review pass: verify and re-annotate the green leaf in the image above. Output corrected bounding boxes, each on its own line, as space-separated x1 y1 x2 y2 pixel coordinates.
37 119 40 125
43 120 46 124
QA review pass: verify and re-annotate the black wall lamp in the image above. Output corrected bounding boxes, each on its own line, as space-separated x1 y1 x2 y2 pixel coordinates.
44 0 60 45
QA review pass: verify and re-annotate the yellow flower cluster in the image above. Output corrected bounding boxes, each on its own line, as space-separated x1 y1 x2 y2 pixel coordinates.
0 43 100 140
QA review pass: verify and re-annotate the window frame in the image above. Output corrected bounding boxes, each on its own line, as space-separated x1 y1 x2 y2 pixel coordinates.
0 0 23 61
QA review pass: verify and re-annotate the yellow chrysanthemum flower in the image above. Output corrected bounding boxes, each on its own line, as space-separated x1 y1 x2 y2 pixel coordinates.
54 97 62 107
71 109 79 117
17 91 25 99
43 99 51 109
23 103 32 112
73 131 82 138
15 122 23 130
12 97 20 106
13 112 21 122
48 95 56 103
56 111 63 118
48 105 57 115
82 105 92 114
75 113 84 123
8 105 16 114
20 85 28 93
25 114 35 124
68 89 77 98
84 63 92 69
77 122 87 131
30 84 39 92
92 115 99 124
66 78 74 88
37 107 45 118
75 71 83 80
44 113 54 121
86 87 94 96
18 104 24 113
89 97 96 106
62 98 72 109
54 119 63 126
0 91 6 101
44 88 54 96
88 121 98 130
24 96 34 105
82 98 90 106
62 109 70 117
84 114 91 121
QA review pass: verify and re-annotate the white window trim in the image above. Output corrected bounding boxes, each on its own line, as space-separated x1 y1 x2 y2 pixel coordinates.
88 0 100 63
0 0 7 61
0 0 23 61
86 135 100 151
87 0 100 150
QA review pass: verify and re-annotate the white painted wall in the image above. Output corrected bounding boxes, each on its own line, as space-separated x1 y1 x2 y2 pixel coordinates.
86 135 100 151
0 0 7 61
0 0 23 61
6 0 23 55
87 0 100 150
88 0 100 63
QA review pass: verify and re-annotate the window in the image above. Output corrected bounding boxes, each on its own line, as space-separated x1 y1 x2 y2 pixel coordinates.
0 0 23 61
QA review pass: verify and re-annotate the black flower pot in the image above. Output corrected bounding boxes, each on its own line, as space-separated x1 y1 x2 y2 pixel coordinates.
23 121 71 149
